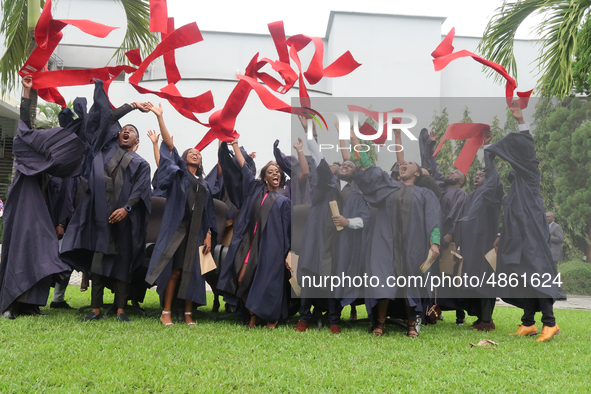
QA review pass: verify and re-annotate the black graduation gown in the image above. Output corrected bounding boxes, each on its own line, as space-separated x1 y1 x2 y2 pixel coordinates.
273 140 315 205
454 152 504 299
485 131 558 301
296 159 370 304
60 80 152 284
354 166 441 315
145 144 217 306
0 116 85 312
216 143 291 322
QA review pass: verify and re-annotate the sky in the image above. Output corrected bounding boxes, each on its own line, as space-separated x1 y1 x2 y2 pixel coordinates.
167 0 544 39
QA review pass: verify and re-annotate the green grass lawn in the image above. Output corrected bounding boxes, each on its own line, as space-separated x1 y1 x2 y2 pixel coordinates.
1 289 590 393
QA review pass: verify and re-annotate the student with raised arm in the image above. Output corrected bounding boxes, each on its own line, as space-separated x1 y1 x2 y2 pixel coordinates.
217 139 291 329
144 103 217 326
60 79 152 323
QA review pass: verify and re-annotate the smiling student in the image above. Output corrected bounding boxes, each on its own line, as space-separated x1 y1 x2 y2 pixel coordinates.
60 80 152 323
217 139 291 329
144 103 217 327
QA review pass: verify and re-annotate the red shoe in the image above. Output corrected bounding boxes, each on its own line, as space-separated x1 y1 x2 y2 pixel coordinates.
330 324 341 334
294 320 310 332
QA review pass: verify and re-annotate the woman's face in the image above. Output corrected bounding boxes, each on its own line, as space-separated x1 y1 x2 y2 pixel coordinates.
399 161 420 181
185 148 202 167
264 164 281 189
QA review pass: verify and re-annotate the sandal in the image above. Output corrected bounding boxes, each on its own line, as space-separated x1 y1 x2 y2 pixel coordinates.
161 310 174 326
185 312 196 326
407 323 419 338
372 318 386 336
266 320 279 329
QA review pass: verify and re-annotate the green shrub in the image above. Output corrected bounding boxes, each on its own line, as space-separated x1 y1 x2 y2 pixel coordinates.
559 259 591 295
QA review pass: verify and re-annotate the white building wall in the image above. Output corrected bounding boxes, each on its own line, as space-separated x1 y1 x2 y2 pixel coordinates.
16 1 544 175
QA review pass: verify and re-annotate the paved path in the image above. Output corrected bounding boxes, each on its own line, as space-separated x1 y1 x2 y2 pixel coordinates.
496 296 591 311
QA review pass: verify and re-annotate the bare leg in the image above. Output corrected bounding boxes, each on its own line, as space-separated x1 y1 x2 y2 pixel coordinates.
372 299 389 336
185 299 195 325
161 269 181 326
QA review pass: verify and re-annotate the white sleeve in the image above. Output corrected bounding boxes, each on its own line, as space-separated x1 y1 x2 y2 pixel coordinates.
347 217 364 229
518 123 530 132
306 137 323 168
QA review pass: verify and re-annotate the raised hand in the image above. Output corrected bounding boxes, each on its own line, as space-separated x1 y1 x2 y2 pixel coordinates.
147 129 160 145
510 99 524 123
483 129 493 145
293 137 304 151
22 76 33 90
429 130 437 141
248 152 257 159
146 102 163 117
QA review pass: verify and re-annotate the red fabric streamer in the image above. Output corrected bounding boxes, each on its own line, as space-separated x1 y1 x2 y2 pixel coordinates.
347 105 403 145
431 28 532 109
20 0 118 76
149 0 168 34
433 123 490 175
195 20 361 150
161 18 181 85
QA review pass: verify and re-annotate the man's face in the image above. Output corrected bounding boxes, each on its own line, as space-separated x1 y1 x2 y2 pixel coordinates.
546 213 554 224
119 125 139 150
337 161 356 181
446 170 464 186
474 170 486 188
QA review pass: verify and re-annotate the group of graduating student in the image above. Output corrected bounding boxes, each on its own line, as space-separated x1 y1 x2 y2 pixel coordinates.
0 77 561 342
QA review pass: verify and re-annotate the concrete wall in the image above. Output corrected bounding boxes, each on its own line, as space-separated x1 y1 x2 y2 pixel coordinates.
26 2 543 175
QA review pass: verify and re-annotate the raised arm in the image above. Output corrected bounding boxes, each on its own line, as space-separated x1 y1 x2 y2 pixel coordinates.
20 76 33 128
333 121 350 162
147 102 174 152
293 137 309 185
231 139 245 168
110 101 149 125
147 129 161 166
394 128 404 165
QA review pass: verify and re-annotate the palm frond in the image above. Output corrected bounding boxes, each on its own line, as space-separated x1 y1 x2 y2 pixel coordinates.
477 0 549 88
0 0 29 92
535 0 591 96
112 0 158 65
479 0 591 97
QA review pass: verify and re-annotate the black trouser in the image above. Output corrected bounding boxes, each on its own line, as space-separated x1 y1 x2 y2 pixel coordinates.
521 298 555 327
91 274 130 310
479 298 495 322
299 298 342 326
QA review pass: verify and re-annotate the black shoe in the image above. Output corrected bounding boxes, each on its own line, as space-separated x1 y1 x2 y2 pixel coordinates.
456 319 465 326
81 312 101 322
50 301 73 310
117 313 131 323
2 311 16 320
20 306 47 316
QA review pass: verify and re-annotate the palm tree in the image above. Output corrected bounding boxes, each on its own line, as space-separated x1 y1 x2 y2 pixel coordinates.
0 0 158 125
477 0 591 97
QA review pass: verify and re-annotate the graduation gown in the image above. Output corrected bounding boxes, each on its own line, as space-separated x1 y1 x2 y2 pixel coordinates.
454 152 504 298
273 140 315 205
354 166 441 314
0 114 85 312
297 159 369 304
60 80 152 284
216 143 291 322
486 131 558 301
145 144 217 306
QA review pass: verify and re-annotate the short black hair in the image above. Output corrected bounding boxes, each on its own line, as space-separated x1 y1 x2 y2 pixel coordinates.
123 124 139 140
